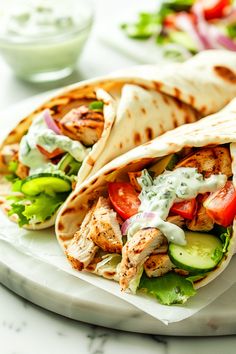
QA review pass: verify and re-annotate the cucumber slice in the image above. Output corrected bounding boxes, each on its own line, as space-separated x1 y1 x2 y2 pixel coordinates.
169 231 223 274
58 153 81 176
149 154 178 176
21 173 71 196
58 153 74 171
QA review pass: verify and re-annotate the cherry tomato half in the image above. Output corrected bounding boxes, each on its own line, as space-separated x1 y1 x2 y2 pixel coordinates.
108 182 140 220
195 0 231 21
204 181 236 227
170 198 197 220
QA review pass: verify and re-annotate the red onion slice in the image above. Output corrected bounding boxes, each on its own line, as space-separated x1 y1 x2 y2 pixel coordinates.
121 212 159 235
192 4 219 49
175 13 206 51
209 26 236 51
43 109 61 135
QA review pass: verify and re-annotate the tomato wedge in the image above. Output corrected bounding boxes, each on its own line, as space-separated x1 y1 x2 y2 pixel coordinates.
36 145 64 159
170 198 197 220
204 181 236 227
108 182 140 220
195 0 231 21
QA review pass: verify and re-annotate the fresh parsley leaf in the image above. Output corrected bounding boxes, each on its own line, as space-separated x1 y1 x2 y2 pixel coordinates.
139 272 196 305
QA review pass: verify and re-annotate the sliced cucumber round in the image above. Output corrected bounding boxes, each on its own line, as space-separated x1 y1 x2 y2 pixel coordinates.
21 173 72 196
169 231 223 274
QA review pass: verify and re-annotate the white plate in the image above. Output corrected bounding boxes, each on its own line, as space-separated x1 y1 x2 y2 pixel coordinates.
1 95 236 336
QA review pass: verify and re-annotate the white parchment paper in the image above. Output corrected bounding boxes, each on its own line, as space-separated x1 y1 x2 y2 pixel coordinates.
0 212 235 324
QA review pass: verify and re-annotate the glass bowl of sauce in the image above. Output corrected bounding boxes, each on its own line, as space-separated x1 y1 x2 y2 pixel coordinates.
0 0 93 82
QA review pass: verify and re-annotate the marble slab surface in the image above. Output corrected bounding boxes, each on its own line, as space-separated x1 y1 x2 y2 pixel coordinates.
1 283 236 354
1 0 236 352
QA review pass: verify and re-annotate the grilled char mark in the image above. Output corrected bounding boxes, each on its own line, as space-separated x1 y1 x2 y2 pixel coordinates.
214 66 236 84
175 146 232 178
59 105 104 146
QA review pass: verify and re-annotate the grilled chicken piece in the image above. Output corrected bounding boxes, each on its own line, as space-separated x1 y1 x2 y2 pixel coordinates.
89 197 123 254
119 228 166 291
0 144 19 165
144 254 174 277
151 216 184 255
15 162 29 179
66 207 98 271
187 194 214 232
176 146 232 178
167 215 185 228
59 106 104 146
119 215 184 291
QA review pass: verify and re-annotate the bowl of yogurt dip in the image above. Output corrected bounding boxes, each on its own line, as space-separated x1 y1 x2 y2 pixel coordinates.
0 0 93 82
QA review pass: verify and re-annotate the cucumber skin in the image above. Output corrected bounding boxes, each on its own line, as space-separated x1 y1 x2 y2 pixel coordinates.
21 173 71 196
168 233 223 275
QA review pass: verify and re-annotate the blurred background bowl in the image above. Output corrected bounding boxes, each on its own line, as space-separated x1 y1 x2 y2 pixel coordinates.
0 0 93 82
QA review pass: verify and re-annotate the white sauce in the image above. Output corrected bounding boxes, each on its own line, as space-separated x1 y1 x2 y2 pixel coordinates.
127 168 227 245
19 112 89 174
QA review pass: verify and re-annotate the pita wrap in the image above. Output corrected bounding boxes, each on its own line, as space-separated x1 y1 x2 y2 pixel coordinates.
56 98 236 305
1 50 236 230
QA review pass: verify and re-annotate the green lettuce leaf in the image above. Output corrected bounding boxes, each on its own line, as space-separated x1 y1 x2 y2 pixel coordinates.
8 201 28 227
139 272 196 305
8 193 67 227
219 227 231 253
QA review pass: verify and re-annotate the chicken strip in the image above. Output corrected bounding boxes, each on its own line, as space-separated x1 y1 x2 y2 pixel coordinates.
176 146 232 178
187 194 214 232
15 162 29 179
66 207 98 271
119 215 184 291
0 143 19 165
119 228 166 291
89 197 123 254
59 105 104 146
144 254 174 277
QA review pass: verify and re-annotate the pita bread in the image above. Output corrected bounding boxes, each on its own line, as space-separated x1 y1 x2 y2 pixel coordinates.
56 98 236 291
2 50 236 229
